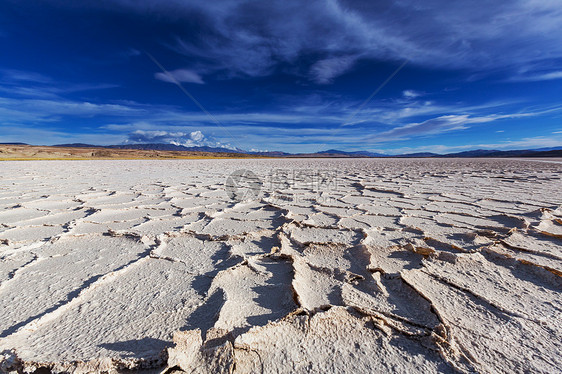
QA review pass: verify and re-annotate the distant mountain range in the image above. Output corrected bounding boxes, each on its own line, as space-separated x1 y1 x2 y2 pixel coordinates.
54 143 248 154
315 149 388 157
11 142 562 158
439 148 562 158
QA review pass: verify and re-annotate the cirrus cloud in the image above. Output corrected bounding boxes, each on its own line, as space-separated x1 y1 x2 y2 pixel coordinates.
155 69 205 84
72 0 562 83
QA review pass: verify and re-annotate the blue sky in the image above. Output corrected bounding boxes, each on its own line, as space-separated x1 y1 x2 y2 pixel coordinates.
1 0 561 154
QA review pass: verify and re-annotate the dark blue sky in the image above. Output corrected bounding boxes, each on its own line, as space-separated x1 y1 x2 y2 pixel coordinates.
1 0 561 154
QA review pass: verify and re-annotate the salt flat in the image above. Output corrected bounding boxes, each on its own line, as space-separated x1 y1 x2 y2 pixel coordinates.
0 158 561 373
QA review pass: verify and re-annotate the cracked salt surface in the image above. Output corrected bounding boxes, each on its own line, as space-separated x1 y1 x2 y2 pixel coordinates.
0 158 561 373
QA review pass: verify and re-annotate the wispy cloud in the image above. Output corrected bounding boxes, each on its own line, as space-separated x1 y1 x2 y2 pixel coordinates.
0 83 119 99
0 69 52 84
1 89 552 149
0 125 126 146
368 111 551 143
403 90 422 98
0 97 144 123
509 70 562 82
155 69 205 84
384 135 562 155
0 69 118 99
66 0 562 83
373 115 474 141
310 55 358 84
1 72 559 152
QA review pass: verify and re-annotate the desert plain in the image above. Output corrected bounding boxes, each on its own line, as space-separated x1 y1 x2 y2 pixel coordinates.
0 158 561 373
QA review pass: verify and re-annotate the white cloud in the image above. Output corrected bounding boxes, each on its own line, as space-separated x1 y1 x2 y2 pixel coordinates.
126 129 235 149
403 90 422 98
190 130 204 141
92 99 562 152
155 69 205 84
368 111 549 143
1 78 559 152
103 121 372 153
0 69 119 98
69 0 562 83
384 135 562 155
0 125 126 146
310 56 358 84
509 71 562 82
370 115 472 142
0 97 143 124
0 69 52 84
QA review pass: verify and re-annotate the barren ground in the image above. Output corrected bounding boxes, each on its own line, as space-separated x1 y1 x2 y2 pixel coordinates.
0 158 561 373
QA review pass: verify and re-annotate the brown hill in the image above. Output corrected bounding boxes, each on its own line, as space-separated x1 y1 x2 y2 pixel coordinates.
0 144 266 160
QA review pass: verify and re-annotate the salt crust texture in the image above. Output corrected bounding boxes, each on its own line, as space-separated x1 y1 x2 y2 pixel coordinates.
0 158 561 373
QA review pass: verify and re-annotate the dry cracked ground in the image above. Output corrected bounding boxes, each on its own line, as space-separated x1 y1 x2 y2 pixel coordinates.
0 158 561 374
